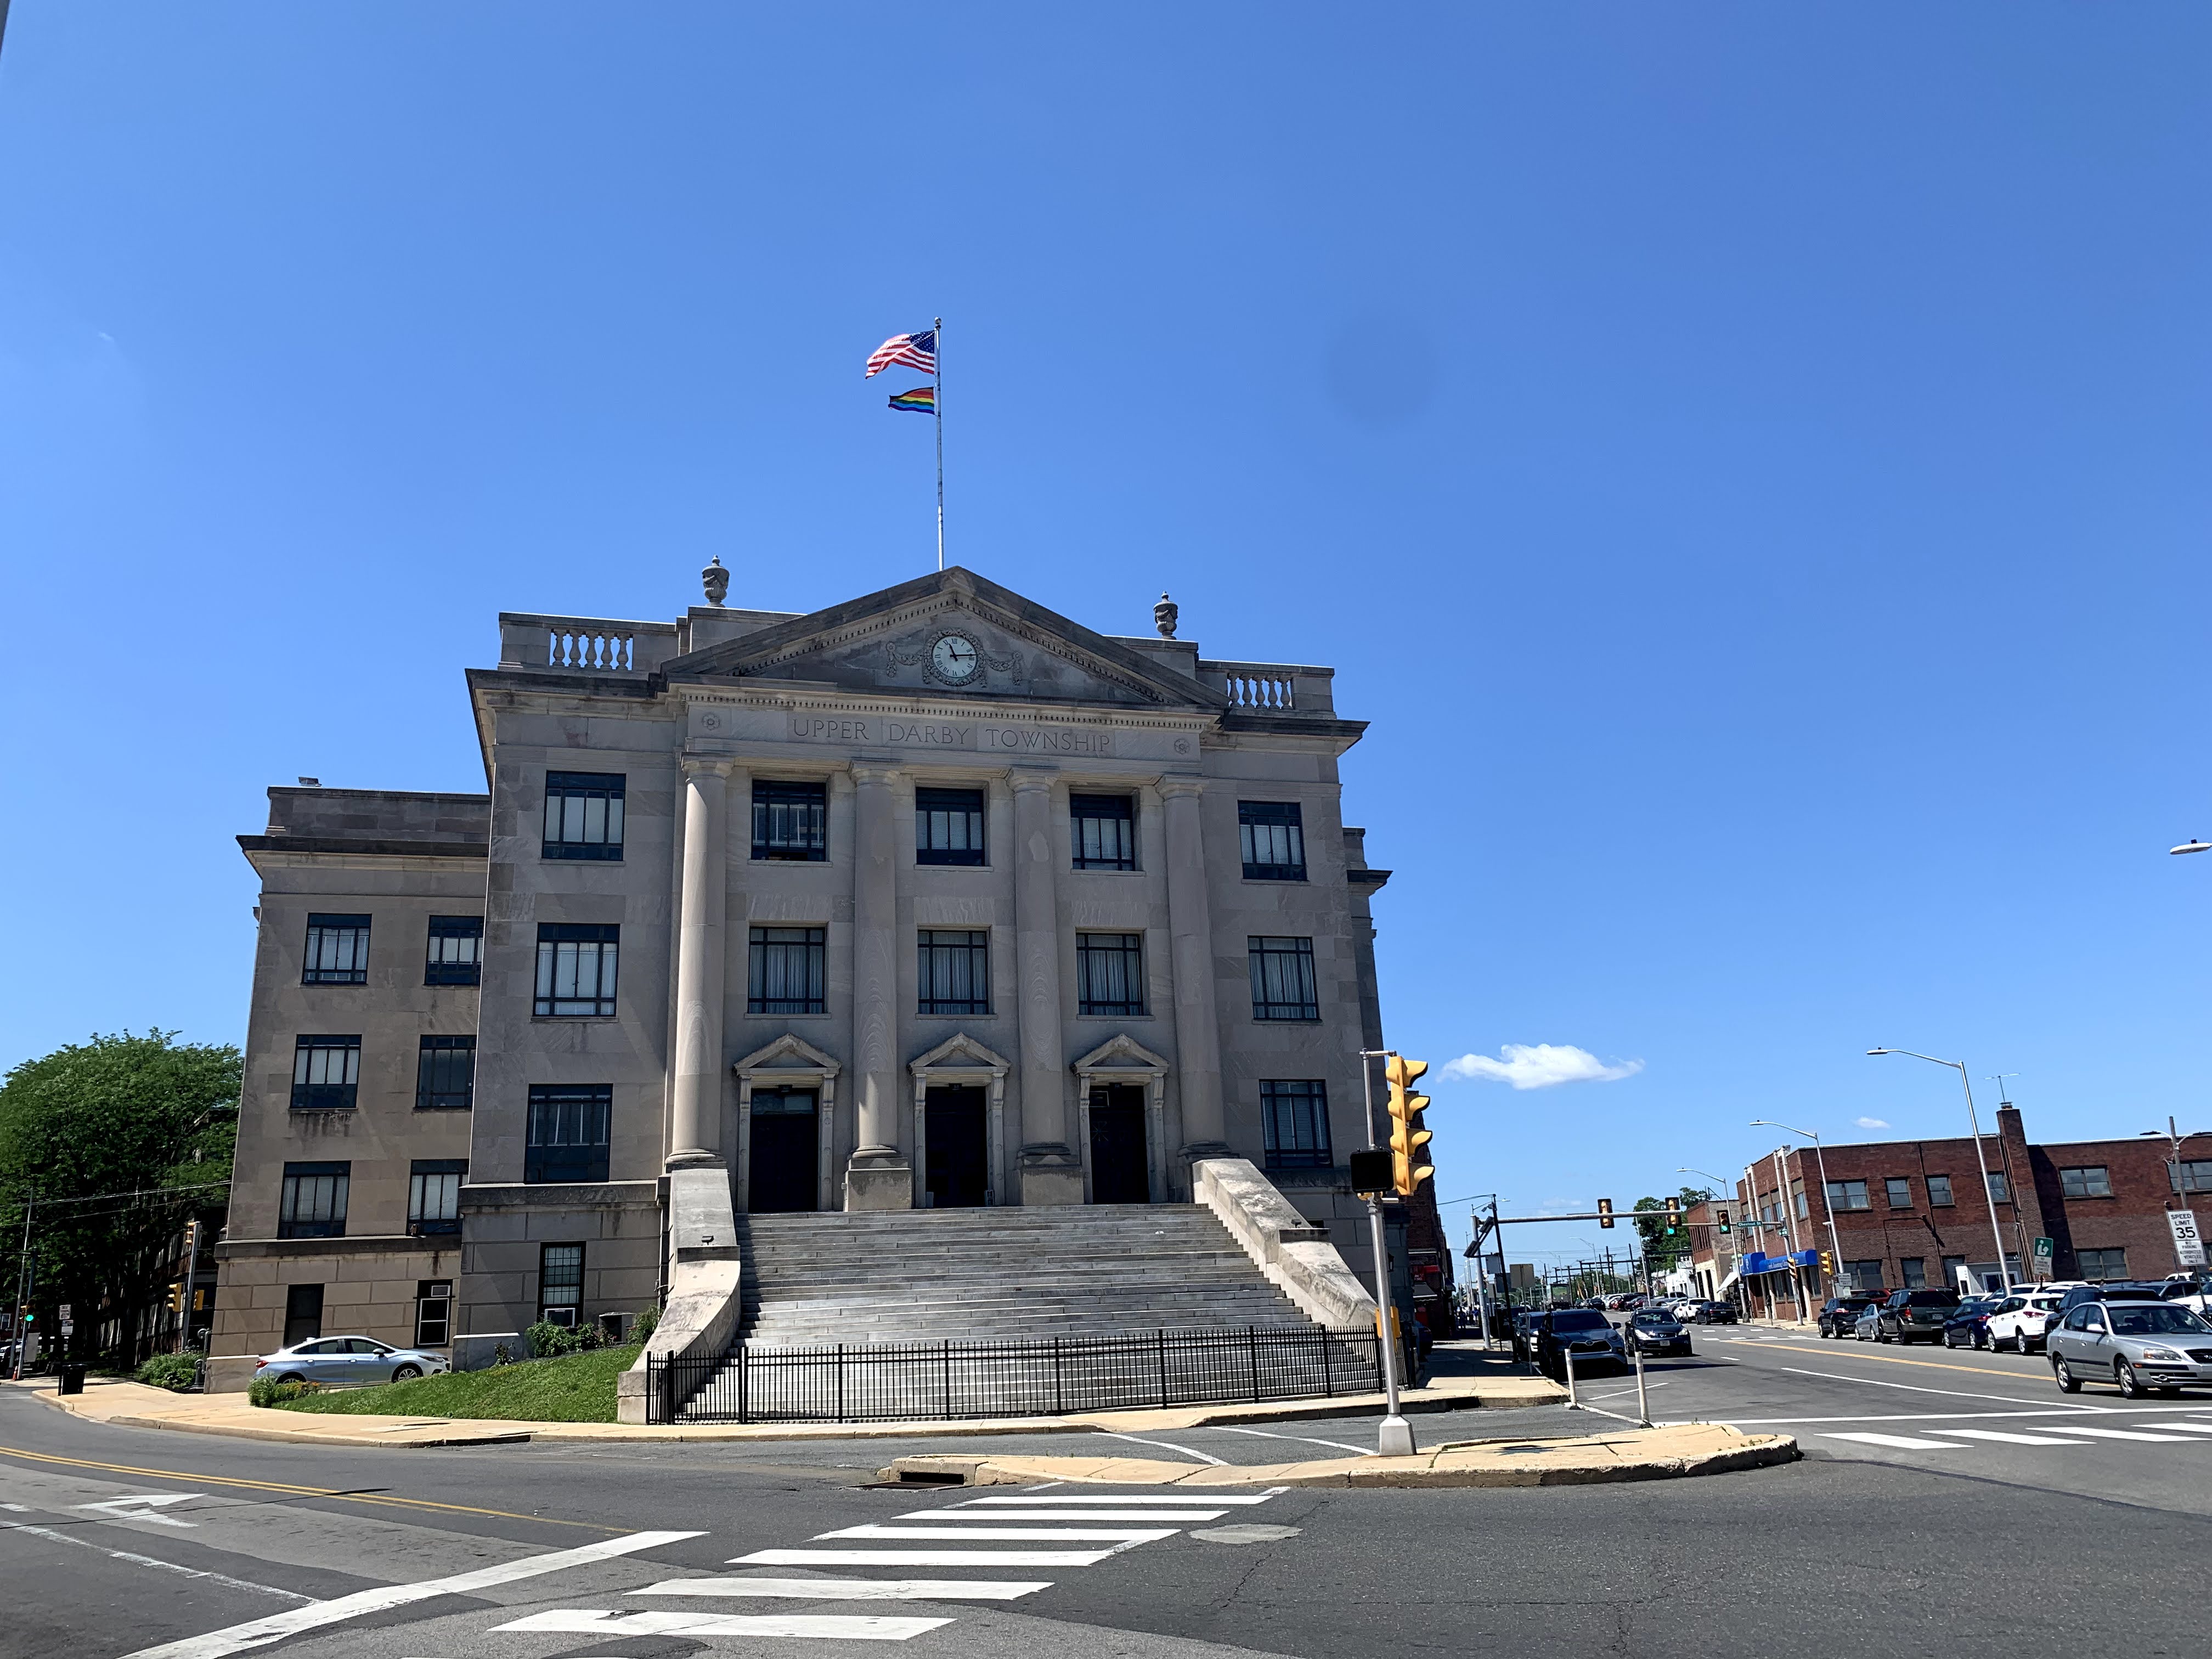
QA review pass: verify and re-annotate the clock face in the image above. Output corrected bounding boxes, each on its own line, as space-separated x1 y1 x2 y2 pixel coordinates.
930 633 981 683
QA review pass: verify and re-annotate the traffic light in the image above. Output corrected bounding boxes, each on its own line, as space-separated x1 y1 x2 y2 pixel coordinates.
1819 1250 1834 1276
1384 1056 1433 1197
1596 1197 1615 1229
1716 1208 1731 1234
166 1282 185 1316
1662 1196 1683 1236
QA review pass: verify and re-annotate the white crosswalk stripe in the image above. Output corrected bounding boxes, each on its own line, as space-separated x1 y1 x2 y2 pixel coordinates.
736 1547 1139 1567
633 1576 1052 1601
1819 1432 1972 1449
1924 1429 2096 1446
817 1525 1181 1543
953 1493 1278 1505
498 1608 949 1641
2040 1425 2198 1443
905 1508 1231 1521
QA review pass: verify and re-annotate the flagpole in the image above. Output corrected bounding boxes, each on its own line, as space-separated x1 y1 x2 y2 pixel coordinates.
933 316 945 572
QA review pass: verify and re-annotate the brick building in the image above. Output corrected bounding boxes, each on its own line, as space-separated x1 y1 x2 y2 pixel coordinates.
1685 1104 2207 1317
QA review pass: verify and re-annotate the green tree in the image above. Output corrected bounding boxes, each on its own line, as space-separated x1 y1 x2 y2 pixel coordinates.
1632 1184 1713 1271
0 1031 239 1367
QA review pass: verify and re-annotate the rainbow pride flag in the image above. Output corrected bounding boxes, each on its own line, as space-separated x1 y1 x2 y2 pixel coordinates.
887 386 936 415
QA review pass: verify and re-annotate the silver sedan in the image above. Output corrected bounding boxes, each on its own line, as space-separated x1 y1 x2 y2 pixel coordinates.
255 1336 451 1387
2049 1301 2212 1398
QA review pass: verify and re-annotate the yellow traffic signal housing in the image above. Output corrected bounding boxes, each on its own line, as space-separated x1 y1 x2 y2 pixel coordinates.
1596 1197 1615 1229
166 1281 184 1315
1662 1196 1683 1235
1384 1056 1433 1196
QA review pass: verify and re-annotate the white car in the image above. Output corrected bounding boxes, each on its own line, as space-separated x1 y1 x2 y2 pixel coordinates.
255 1336 452 1386
1985 1291 2066 1354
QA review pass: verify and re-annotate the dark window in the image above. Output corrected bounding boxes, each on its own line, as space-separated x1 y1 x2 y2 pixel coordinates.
1884 1177 1912 1209
1238 802 1307 881
540 1243 585 1324
2174 1160 2212 1194
916 787 986 866
1985 1171 2010 1204
1942 1254 1968 1285
526 1086 611 1184
302 913 370 984
1844 1259 1884 1290
1249 936 1320 1021
1076 933 1146 1017
414 1280 453 1348
918 930 990 1015
1927 1175 1955 1207
283 1284 324 1348
424 916 483 985
2078 1246 2129 1279
2061 1165 2112 1199
1825 1179 1871 1211
749 926 826 1013
407 1160 466 1235
1070 794 1136 871
1261 1080 1333 1170
542 771 624 860
415 1036 476 1110
290 1035 360 1110
1899 1257 1927 1289
279 1162 349 1239
753 780 827 861
535 924 618 1017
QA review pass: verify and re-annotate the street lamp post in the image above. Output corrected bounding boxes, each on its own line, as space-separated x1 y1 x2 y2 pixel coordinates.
1678 1167 1736 1305
1751 1119 1848 1295
1867 1048 2015 1294
2141 1118 2212 1232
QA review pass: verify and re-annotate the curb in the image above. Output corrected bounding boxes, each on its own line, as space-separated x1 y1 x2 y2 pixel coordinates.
876 1425 1801 1490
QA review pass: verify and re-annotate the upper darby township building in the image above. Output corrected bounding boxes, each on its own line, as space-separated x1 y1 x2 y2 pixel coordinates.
207 565 1421 1395
1679 1102 2210 1317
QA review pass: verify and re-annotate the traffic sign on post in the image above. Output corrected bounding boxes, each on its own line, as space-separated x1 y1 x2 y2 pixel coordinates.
2167 1210 2206 1269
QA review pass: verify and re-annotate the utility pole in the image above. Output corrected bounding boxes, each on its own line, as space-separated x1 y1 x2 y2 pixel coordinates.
9 1189 32 1382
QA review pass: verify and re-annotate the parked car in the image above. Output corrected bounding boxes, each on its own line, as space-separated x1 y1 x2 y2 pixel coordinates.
1984 1290 2066 1353
1683 1300 1739 1324
2048 1282 2166 1330
1536 1308 1628 1378
1623 1309 1693 1357
1942 1297 2005 1348
255 1336 451 1387
1874 1288 1962 1344
2049 1300 2212 1398
1852 1302 1884 1341
1818 1295 1882 1339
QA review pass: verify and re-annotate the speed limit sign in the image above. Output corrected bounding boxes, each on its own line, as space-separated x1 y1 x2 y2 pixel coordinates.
2168 1209 2206 1268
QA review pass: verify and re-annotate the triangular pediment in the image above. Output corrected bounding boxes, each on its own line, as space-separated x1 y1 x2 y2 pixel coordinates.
733 1033 842 1077
910 1031 1012 1075
661 568 1224 711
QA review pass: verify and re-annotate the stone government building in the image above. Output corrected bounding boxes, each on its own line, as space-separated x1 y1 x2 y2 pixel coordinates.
208 564 1437 1393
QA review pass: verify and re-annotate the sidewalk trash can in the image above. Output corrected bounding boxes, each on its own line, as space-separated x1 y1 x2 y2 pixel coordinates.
58 1364 86 1396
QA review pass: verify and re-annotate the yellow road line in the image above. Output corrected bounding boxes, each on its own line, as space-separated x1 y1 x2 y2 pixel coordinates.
0 1444 615 1533
1710 1337 2042 1379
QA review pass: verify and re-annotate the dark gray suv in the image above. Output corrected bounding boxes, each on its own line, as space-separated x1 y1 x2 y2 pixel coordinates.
1875 1288 1961 1344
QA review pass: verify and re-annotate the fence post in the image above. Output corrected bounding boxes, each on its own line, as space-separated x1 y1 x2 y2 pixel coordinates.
738 1343 748 1423
1321 1328 1334 1397
1157 1328 1169 1408
836 1343 845 1423
943 1340 952 1418
1053 1338 1063 1414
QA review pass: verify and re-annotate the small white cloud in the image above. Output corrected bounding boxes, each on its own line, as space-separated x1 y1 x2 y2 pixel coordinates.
1854 1116 1889 1130
1440 1044 1644 1091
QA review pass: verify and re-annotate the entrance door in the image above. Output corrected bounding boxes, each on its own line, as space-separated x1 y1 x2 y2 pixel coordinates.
749 1088 819 1212
1089 1084 1150 1204
924 1085 989 1208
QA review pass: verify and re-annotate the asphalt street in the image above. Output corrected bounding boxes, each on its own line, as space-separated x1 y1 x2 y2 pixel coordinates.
7 1330 2212 1659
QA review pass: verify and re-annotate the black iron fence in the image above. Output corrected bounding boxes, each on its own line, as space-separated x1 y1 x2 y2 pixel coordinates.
646 1324 1384 1425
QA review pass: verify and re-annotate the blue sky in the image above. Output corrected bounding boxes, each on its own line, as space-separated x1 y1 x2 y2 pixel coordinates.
4 7 2208 1269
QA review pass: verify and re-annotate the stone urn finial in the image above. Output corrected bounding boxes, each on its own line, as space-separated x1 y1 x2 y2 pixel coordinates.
702 556 729 607
1153 591 1178 639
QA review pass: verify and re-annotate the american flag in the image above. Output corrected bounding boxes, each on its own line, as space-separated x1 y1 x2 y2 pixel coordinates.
864 328 938 379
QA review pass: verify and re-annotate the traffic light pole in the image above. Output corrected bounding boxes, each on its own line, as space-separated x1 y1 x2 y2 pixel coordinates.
1359 1049 1415 1458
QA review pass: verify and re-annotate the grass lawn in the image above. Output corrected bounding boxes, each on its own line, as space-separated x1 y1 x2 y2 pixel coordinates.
274 1345 640 1423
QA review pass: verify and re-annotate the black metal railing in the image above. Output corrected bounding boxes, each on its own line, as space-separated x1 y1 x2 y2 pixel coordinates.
646 1325 1383 1425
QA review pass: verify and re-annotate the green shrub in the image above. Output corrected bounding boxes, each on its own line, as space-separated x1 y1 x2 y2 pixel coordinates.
526 1319 582 1358
133 1353 201 1393
631 1304 659 1344
248 1375 319 1408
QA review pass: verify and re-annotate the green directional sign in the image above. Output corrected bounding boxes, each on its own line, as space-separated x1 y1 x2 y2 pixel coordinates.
2033 1236 2055 1260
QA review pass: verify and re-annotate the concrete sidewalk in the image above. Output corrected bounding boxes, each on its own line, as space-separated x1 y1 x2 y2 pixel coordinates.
877 1421 1799 1489
22 1368 1568 1449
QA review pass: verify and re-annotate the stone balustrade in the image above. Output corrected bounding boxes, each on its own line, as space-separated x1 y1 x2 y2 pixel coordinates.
498 613 682 675
1198 660 1336 716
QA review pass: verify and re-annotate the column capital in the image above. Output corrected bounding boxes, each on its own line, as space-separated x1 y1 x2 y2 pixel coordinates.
1156 775 1206 800
1008 769 1056 797
679 754 735 780
849 760 902 787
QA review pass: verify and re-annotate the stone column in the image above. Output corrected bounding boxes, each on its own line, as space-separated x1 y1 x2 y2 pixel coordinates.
1161 777 1229 1158
668 757 730 1170
844 761 912 1209
1012 771 1083 1205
